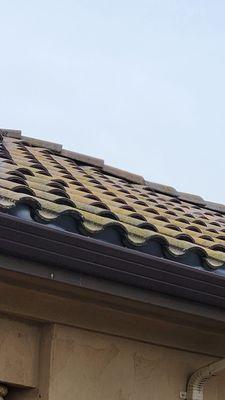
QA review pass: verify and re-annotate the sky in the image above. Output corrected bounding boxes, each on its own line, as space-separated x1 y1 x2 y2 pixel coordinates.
0 1 225 203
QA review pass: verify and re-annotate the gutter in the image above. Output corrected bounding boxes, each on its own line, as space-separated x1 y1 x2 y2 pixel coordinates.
1 212 225 308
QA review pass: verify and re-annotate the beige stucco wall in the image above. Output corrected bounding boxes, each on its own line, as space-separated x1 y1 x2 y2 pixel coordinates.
0 316 40 388
45 324 225 400
0 279 225 399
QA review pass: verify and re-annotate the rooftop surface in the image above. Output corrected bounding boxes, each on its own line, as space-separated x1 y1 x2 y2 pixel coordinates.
1 128 225 272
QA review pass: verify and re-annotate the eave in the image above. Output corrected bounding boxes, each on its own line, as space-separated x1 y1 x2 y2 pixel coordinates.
0 212 225 314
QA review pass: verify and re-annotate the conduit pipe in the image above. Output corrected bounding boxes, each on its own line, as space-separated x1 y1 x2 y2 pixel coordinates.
0 384 8 400
186 358 225 400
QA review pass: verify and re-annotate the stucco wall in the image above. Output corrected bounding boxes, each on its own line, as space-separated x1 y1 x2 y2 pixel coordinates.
1 316 225 400
0 279 225 400
0 316 40 388
45 324 225 400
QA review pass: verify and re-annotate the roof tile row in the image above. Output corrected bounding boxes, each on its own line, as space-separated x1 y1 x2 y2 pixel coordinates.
0 128 225 271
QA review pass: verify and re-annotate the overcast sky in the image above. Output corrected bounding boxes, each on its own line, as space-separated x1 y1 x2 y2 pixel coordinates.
0 1 225 203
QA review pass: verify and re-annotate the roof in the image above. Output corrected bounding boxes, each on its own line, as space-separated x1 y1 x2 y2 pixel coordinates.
1 128 225 272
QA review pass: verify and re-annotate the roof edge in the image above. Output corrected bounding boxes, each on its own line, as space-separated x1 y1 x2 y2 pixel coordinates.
21 135 62 153
0 128 21 139
103 164 145 184
1 212 225 310
61 148 104 168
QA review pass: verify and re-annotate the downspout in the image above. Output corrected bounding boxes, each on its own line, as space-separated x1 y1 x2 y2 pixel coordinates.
186 358 225 400
0 384 8 400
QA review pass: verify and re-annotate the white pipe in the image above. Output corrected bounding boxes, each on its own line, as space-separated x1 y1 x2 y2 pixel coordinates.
0 384 8 400
186 358 225 400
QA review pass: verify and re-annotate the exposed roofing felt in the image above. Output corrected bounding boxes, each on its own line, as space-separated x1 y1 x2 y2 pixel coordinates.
1 129 225 271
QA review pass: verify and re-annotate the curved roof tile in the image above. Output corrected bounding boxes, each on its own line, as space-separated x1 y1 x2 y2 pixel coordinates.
1 128 225 271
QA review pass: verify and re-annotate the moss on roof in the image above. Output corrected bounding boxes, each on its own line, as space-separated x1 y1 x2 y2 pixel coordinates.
1 129 225 270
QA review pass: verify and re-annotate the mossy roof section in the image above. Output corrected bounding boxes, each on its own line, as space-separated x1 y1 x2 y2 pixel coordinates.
1 129 225 270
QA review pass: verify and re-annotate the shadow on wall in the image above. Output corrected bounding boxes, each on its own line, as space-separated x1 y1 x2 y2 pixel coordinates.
5 387 38 400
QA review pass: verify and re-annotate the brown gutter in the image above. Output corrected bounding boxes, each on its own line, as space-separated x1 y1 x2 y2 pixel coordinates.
0 212 225 309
